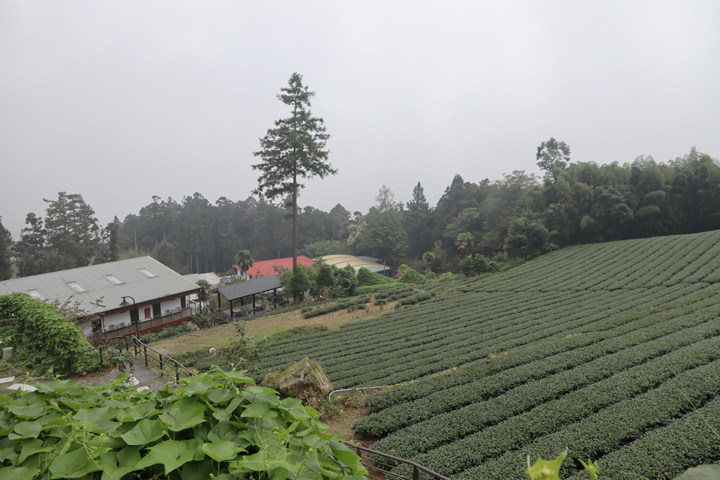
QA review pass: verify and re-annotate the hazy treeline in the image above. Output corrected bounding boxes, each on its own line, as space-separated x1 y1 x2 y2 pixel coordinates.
1 146 718 280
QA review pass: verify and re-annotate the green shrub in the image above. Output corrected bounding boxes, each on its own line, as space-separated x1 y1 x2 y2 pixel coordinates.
138 321 197 343
356 267 394 287
397 268 430 284
395 291 435 308
267 325 329 342
356 283 400 295
303 296 371 318
438 272 462 282
172 347 213 367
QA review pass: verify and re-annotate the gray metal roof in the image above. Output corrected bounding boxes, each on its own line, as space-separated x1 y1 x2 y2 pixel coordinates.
183 272 222 286
217 275 282 302
0 256 199 315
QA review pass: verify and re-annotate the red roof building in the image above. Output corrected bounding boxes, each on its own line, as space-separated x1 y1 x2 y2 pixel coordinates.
234 256 316 279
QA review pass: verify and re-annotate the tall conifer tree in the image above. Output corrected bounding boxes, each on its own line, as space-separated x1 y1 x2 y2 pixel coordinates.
252 73 336 283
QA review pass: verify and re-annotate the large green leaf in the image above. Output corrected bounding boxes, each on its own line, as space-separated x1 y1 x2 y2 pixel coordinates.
179 380 215 395
73 406 120 433
231 445 298 474
9 421 42 439
134 439 198 475
207 388 235 405
208 421 250 449
119 419 167 445
213 396 243 421
34 379 79 394
0 446 18 463
201 441 239 462
49 446 106 479
180 459 215 479
0 466 41 480
330 444 365 474
8 403 45 420
221 370 255 384
241 402 276 418
242 387 281 406
116 401 157 422
17 438 52 465
98 446 141 480
159 397 206 432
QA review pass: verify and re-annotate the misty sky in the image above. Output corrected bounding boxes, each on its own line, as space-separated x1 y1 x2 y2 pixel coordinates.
1 1 719 238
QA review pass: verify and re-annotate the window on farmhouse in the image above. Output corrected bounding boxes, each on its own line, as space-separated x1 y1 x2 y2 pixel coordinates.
27 290 44 300
105 274 123 285
67 282 86 293
139 268 156 278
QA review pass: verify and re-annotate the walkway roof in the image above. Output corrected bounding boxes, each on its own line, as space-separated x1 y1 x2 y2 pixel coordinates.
217 275 282 302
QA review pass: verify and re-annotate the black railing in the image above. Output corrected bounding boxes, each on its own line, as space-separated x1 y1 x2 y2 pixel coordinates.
343 442 452 480
76 336 195 382
123 336 195 382
97 308 192 342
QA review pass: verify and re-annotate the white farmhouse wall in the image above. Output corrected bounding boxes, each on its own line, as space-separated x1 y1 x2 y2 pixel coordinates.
100 298 185 334
103 310 133 332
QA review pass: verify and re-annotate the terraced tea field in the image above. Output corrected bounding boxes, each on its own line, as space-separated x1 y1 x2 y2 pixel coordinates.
258 229 720 479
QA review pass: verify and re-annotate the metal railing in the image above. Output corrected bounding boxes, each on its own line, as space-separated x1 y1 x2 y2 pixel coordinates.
98 308 192 342
76 336 195 382
343 442 452 480
122 336 196 382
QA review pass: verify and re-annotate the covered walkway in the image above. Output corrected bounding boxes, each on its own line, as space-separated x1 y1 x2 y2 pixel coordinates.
216 275 283 319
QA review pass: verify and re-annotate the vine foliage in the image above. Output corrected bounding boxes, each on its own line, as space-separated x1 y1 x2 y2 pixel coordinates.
0 293 91 375
0 369 367 479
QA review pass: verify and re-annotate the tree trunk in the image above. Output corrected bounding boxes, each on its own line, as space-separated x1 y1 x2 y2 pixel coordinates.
292 168 300 304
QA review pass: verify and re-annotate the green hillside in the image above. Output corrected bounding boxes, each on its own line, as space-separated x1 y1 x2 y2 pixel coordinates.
258 229 720 479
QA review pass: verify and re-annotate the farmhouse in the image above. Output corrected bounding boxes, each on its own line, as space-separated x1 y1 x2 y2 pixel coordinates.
0 256 199 342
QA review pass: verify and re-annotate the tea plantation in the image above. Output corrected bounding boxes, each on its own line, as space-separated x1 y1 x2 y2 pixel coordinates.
258 229 720 479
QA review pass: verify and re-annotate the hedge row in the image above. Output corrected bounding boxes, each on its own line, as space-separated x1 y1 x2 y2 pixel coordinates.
565 396 720 480
324 284 681 388
363 286 714 412
437 355 720 479
370 323 720 460
467 230 720 293
394 291 435 307
260 288 591 380
356 313 720 439
302 296 370 318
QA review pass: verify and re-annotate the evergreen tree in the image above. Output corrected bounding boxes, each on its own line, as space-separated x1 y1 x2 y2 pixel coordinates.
252 73 336 290
0 216 12 280
13 213 50 276
404 182 434 259
43 192 99 269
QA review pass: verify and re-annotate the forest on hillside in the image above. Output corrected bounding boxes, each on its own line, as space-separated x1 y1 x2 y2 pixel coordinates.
1 144 719 279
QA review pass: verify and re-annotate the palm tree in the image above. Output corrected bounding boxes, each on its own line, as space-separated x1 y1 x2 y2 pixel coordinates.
234 250 254 279
455 232 475 256
196 280 210 307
